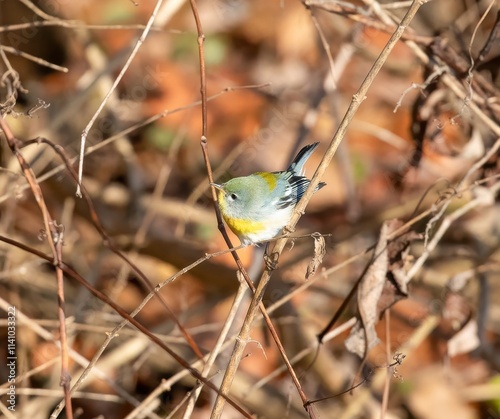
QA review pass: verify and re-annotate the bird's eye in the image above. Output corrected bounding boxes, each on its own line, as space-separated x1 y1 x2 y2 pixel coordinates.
230 193 238 200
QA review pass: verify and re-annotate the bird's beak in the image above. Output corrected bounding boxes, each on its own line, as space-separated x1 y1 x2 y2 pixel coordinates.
210 182 225 193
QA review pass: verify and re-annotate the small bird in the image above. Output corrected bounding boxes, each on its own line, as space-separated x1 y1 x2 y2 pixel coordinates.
212 142 326 245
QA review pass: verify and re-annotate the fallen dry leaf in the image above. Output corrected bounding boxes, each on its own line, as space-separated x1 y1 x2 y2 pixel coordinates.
346 220 419 358
345 222 389 358
306 232 326 279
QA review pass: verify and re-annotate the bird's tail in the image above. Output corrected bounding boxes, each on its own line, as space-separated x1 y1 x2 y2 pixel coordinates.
287 142 320 175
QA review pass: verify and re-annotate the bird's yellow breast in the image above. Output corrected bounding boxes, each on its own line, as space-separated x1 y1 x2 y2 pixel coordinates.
222 213 265 236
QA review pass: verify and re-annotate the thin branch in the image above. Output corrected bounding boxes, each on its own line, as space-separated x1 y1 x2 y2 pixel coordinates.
305 0 433 44
0 115 74 418
17 0 59 21
182 279 248 418
380 310 391 419
76 0 164 196
0 46 68 72
0 21 167 33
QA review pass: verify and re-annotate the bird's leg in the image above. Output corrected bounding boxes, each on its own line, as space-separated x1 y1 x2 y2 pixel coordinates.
263 242 279 271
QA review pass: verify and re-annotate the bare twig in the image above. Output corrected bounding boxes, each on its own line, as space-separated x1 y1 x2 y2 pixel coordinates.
338 316 439 418
0 21 166 33
305 0 433 44
0 46 68 72
380 310 391 419
182 279 248 418
406 180 500 281
76 0 164 196
0 115 74 418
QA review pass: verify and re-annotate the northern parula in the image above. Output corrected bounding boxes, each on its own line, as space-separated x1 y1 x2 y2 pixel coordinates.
212 142 326 245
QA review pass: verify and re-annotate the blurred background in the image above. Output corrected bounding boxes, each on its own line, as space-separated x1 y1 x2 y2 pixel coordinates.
0 0 499 418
